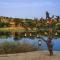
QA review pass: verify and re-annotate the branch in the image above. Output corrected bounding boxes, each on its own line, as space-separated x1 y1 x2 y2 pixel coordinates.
39 36 47 43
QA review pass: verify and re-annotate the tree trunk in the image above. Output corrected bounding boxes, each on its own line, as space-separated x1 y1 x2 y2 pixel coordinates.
47 38 53 56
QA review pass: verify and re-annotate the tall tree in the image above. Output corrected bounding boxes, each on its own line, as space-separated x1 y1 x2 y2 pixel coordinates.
38 12 59 56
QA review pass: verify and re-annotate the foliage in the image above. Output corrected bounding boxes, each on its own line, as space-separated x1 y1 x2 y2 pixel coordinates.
0 22 10 27
56 24 60 30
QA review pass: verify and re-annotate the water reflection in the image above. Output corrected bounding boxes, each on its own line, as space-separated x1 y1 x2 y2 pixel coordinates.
0 32 37 42
0 32 60 51
0 32 11 39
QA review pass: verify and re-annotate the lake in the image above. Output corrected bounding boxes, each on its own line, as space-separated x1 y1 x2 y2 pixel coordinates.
0 32 60 51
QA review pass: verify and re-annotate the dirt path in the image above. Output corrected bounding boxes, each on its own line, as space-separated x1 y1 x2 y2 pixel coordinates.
0 51 60 60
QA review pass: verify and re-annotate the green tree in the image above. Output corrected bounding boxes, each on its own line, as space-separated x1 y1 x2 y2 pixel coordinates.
0 22 10 27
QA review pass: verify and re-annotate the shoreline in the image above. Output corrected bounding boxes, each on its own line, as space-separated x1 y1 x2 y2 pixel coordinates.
0 51 60 60
0 51 60 56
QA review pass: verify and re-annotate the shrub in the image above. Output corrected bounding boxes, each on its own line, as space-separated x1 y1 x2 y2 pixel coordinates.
0 42 38 54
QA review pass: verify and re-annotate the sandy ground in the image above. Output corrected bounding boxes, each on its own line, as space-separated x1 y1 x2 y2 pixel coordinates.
0 51 60 60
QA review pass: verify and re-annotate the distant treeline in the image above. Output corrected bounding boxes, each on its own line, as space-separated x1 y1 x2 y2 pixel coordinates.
0 16 60 30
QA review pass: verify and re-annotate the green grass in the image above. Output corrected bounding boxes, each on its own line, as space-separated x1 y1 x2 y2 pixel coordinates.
0 28 26 32
0 28 36 32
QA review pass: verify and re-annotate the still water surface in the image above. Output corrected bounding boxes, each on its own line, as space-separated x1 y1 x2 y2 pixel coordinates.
0 32 60 51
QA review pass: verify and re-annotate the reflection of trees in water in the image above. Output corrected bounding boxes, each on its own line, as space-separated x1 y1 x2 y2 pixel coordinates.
13 32 21 41
13 32 36 41
0 32 10 38
0 31 53 39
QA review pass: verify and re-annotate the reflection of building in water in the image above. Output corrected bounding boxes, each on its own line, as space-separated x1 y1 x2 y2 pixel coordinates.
24 33 27 37
24 32 32 37
10 32 36 39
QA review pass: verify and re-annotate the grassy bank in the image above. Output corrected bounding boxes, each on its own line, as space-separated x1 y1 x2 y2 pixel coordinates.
0 27 26 32
0 42 38 54
0 27 36 32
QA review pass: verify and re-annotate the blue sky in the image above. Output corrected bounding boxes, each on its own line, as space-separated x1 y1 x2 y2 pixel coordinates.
0 0 60 18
